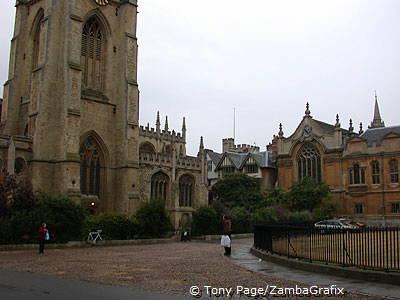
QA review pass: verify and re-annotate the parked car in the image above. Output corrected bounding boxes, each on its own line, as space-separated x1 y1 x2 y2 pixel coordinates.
314 219 359 231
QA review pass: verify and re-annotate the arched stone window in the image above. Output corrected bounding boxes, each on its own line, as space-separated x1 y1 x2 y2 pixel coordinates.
297 144 321 181
179 175 194 207
151 172 169 201
139 142 156 154
371 160 380 184
349 163 365 185
80 137 103 196
32 10 44 70
389 159 399 183
81 16 105 91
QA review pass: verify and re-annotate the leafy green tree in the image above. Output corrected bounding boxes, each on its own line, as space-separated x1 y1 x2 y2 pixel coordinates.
231 206 252 233
135 198 173 238
265 187 288 206
191 206 220 236
4 194 87 243
212 173 265 212
0 171 35 219
287 177 330 211
252 207 278 223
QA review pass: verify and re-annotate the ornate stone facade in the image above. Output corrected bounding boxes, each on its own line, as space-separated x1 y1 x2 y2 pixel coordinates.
275 101 400 225
0 0 207 228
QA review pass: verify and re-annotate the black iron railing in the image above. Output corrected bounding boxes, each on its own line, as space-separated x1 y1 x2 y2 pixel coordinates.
254 224 400 272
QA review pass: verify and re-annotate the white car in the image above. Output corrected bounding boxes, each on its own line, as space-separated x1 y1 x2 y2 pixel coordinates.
314 219 359 230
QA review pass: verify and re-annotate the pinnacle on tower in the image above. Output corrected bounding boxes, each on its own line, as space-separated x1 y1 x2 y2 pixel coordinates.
305 102 311 117
182 117 186 140
349 119 354 133
359 122 364 135
164 116 169 132
369 92 385 128
278 123 284 137
156 111 161 131
182 117 186 132
335 114 340 128
199 136 204 150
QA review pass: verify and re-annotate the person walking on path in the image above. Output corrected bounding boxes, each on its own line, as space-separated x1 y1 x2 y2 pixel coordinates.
222 215 232 256
38 223 48 254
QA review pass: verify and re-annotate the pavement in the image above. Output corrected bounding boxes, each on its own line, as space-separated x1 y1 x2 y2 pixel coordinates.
0 269 191 300
230 242 400 299
0 238 399 299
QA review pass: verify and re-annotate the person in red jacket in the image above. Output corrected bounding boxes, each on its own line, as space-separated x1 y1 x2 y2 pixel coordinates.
38 223 48 254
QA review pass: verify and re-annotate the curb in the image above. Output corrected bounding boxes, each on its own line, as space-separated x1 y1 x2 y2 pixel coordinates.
0 237 178 252
250 247 400 286
192 233 254 241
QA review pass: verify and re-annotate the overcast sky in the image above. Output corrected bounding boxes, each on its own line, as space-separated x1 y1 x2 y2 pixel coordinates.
1 0 399 155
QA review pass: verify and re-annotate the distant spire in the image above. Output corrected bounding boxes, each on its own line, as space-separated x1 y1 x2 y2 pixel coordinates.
199 136 204 150
335 114 340 128
278 123 284 137
305 102 311 117
182 117 186 140
349 119 354 133
369 92 385 128
156 111 161 131
182 117 186 132
359 122 364 135
164 116 169 131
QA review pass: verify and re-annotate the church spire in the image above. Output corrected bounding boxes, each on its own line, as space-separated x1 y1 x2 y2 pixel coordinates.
164 116 169 132
156 111 161 132
199 136 204 151
369 92 385 128
182 117 186 140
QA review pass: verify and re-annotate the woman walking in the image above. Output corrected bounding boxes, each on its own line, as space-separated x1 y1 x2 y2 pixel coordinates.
222 215 232 256
38 223 48 254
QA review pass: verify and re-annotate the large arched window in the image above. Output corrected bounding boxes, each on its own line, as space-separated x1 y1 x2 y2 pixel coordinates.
139 142 156 154
32 10 44 70
80 137 102 196
81 16 104 91
151 172 169 201
297 144 321 181
179 175 194 207
389 159 399 183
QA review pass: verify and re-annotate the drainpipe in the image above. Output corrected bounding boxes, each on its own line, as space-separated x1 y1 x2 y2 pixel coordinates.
381 152 386 226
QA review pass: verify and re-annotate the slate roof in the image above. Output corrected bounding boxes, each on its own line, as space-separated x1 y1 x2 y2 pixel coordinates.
225 152 247 169
360 126 400 145
313 119 349 134
212 150 276 170
205 150 223 165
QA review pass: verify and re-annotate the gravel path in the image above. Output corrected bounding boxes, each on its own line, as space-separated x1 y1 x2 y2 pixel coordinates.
0 238 387 299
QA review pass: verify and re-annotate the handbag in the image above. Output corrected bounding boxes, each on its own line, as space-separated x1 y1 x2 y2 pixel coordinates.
45 231 50 241
220 235 231 247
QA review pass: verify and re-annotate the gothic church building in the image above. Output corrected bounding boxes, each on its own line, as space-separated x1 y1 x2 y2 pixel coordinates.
0 0 207 229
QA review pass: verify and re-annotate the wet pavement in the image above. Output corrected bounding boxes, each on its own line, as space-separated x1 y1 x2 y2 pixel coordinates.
0 269 191 300
230 240 400 299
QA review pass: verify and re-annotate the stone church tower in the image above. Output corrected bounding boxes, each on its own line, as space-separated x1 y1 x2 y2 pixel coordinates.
0 0 208 224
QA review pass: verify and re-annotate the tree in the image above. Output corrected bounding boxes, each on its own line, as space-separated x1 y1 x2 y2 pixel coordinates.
212 173 265 212
191 206 219 236
287 177 330 211
135 198 173 238
0 171 35 220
